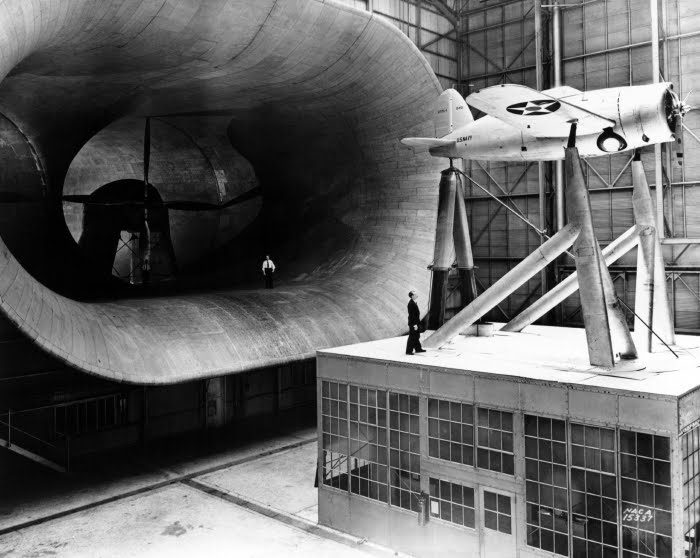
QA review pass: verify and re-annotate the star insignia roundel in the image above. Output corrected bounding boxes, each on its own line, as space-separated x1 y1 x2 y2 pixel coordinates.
506 99 561 115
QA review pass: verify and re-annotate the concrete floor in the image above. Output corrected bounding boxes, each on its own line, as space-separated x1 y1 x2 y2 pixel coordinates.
0 425 403 558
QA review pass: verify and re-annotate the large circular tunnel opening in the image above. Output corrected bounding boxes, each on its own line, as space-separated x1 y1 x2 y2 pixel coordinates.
62 116 262 289
0 0 443 382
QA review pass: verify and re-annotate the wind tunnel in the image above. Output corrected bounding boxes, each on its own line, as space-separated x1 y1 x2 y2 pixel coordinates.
0 0 443 383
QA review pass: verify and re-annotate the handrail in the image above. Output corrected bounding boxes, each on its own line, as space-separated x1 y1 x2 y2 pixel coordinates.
0 419 65 451
0 392 125 415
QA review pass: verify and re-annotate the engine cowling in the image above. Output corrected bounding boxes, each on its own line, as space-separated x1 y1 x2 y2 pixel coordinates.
616 82 679 146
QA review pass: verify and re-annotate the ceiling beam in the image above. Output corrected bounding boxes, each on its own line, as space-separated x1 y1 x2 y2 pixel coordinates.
426 0 458 26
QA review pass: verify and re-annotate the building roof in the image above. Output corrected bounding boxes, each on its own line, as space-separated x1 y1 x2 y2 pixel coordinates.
319 325 700 399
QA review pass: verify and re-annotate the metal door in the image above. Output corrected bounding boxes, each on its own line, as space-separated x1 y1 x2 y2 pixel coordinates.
480 487 517 558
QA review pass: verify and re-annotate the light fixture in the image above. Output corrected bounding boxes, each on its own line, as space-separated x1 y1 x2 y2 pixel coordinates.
596 127 627 152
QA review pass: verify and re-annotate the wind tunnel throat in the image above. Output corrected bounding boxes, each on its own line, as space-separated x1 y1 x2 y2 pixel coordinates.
62 116 262 287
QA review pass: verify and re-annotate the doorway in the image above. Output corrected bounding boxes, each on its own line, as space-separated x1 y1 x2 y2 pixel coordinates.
480 487 516 558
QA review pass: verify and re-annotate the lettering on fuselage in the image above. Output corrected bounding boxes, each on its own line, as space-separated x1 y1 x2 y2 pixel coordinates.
437 109 448 114
456 135 472 143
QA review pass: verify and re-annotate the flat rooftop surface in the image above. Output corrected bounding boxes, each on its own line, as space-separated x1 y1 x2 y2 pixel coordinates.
319 325 700 398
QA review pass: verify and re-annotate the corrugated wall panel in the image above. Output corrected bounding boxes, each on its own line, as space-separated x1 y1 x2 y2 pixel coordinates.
455 0 700 331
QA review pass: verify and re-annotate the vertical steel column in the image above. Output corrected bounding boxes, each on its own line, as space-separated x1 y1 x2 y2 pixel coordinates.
417 0 422 49
141 386 148 449
651 0 665 239
456 0 463 91
428 168 458 330
661 0 674 237
535 0 549 298
553 0 565 231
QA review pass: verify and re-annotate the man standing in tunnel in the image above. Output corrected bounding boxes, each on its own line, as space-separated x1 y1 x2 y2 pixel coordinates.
262 255 276 289
406 291 426 355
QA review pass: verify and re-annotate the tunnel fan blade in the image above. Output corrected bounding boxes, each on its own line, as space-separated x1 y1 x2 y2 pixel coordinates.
62 117 262 210
61 194 147 206
62 187 261 210
163 186 262 211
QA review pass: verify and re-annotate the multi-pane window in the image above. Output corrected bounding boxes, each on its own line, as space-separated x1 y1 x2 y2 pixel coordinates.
620 430 672 558
570 424 618 558
484 491 512 534
477 408 514 475
683 425 700 558
389 392 421 511
427 398 474 466
348 385 388 503
525 415 569 557
321 381 348 488
429 477 475 529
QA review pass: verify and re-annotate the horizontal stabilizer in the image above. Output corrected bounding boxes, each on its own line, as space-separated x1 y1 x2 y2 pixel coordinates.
401 137 456 149
466 84 614 138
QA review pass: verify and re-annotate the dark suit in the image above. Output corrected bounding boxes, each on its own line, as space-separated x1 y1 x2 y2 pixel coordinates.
406 298 423 354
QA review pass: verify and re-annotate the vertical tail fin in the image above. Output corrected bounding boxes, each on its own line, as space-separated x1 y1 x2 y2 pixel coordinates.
434 89 473 138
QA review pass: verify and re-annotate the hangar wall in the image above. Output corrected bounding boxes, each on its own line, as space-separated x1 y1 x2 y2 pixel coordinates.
339 0 700 334
455 0 700 331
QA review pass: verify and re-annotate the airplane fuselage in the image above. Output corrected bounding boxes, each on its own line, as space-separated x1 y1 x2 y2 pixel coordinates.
430 83 678 161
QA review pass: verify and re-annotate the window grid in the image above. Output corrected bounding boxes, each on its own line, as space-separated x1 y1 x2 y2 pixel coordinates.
389 392 421 512
484 490 512 535
429 477 475 529
348 385 388 503
321 381 348 488
683 425 700 558
427 398 474 466
619 430 672 558
525 415 569 557
477 408 514 475
570 423 618 558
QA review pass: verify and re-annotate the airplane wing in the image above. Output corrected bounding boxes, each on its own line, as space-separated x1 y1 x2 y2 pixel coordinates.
542 85 582 98
401 137 457 149
466 84 615 138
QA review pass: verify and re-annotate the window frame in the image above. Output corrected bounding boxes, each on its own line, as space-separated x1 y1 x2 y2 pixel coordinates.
428 476 477 531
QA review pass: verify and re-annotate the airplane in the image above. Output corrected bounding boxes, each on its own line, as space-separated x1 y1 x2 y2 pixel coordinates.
401 82 691 163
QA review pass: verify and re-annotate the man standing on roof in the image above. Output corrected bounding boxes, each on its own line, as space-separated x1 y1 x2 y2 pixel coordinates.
262 255 276 289
406 291 426 355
